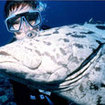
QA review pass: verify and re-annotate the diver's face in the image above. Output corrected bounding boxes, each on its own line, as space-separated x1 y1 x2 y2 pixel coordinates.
8 4 39 40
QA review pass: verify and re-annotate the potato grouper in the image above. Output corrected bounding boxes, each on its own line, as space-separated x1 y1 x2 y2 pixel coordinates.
0 23 105 105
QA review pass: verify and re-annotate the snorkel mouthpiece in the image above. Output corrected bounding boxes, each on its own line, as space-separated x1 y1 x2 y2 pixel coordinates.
26 30 39 38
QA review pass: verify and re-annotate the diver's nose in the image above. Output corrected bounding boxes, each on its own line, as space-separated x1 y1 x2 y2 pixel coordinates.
20 17 33 32
21 21 32 32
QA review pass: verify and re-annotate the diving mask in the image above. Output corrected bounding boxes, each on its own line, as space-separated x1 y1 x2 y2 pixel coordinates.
5 10 41 33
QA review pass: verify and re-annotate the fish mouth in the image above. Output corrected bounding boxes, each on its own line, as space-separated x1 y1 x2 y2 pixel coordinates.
0 51 19 63
0 51 60 91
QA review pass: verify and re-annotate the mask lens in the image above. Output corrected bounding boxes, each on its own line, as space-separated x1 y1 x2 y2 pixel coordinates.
6 16 21 32
26 12 41 27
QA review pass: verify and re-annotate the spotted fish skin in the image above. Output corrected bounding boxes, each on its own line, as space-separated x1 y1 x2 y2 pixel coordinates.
0 23 105 105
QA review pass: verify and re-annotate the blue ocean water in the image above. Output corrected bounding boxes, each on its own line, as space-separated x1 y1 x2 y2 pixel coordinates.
0 1 105 46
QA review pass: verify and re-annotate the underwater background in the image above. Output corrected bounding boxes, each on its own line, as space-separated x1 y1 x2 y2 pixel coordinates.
0 1 105 46
0 1 105 105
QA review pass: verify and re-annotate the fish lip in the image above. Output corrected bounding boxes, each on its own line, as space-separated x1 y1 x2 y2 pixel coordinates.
0 60 40 70
0 52 21 68
0 61 18 63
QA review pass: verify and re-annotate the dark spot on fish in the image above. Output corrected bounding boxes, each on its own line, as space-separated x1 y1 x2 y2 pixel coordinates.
43 52 57 63
84 73 89 78
72 57 79 63
69 25 78 28
80 31 94 34
57 62 67 68
87 31 94 34
62 64 67 67
79 84 84 92
95 67 101 71
43 41 51 45
96 40 102 45
73 43 83 48
35 50 41 56
0 51 10 56
66 33 72 36
25 47 32 51
47 72 52 75
43 34 51 36
35 39 40 42
73 31 77 34
53 30 59 34
71 34 86 38
79 57 84 61
60 48 66 55
59 38 70 42
56 27 60 31
56 53 60 58
102 38 105 40
58 38 69 43
101 83 105 88
96 25 105 30
63 38 70 42
29 42 33 45
90 83 99 90
97 95 102 105
68 55 79 63
53 48 56 52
